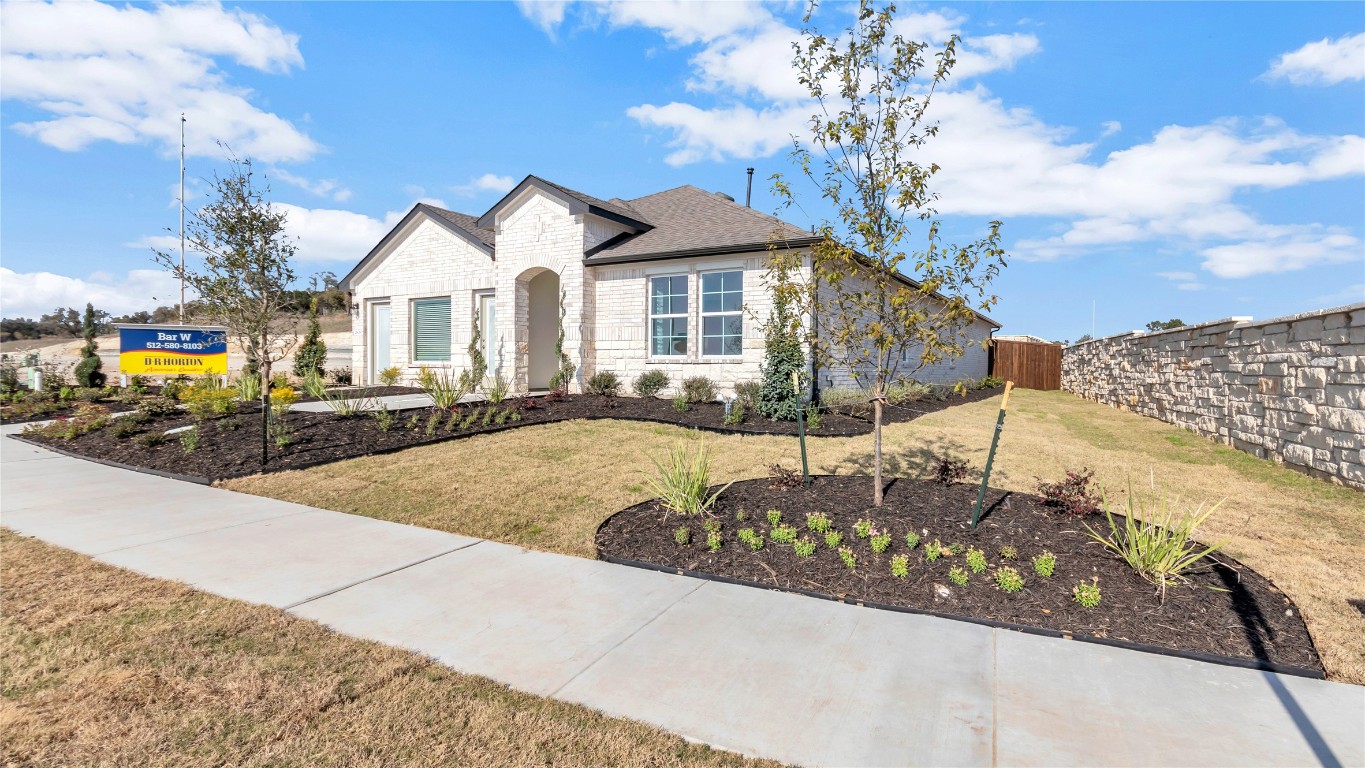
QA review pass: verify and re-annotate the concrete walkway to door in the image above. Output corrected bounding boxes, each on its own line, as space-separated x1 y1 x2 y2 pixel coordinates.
2 430 1361 767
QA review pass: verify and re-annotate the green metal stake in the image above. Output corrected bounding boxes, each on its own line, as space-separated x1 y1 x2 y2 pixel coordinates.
971 381 1014 530
794 370 811 487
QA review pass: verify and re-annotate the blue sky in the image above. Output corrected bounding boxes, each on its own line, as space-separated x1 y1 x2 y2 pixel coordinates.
1 0 1362 341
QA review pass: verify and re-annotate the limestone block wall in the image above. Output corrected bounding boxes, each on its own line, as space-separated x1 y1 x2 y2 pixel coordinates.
1062 303 1365 489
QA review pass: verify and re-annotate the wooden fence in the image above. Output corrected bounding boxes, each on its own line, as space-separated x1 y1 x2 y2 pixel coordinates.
990 339 1062 390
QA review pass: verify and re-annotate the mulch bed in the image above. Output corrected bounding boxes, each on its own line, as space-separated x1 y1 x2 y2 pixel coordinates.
16 389 1003 481
595 475 1323 675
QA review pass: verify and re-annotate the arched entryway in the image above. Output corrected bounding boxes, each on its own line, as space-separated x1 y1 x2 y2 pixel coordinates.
518 267 560 391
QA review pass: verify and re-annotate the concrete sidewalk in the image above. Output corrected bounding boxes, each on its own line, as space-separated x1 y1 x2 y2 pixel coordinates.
2 431 1361 767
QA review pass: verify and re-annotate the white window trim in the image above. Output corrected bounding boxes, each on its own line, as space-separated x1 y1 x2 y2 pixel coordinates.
648 273 689 359
699 268 744 360
409 294 454 367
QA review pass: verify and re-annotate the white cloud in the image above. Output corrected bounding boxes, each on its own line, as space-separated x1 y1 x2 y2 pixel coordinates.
0 0 317 162
1264 32 1365 86
452 173 517 196
515 0 569 37
602 0 771 45
0 267 183 319
626 102 807 166
270 169 353 202
1100 120 1121 138
1156 271 1204 291
1199 230 1362 278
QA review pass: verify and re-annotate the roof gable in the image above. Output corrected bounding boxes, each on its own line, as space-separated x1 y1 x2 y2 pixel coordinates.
476 175 653 232
338 203 493 289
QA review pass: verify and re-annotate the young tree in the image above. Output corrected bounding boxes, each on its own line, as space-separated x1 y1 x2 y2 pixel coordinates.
758 249 806 421
74 303 106 387
293 297 327 378
461 307 488 393
155 152 299 465
773 0 1007 505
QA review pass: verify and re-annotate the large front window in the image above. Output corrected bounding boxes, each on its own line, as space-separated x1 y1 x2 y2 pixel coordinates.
650 275 688 356
701 270 743 356
412 297 452 362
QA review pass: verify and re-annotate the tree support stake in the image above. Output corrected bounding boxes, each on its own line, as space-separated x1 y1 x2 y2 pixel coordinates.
971 381 1013 530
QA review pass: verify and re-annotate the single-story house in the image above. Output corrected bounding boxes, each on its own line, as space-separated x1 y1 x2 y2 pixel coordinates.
339 174 999 395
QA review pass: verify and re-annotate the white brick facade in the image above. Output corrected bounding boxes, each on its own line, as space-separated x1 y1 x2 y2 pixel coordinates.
348 189 996 394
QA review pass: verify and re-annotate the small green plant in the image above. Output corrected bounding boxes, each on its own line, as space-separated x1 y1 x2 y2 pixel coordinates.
379 366 402 386
424 411 440 436
948 566 969 586
735 508 747 521
804 409 822 431
480 407 494 426
672 394 689 413
633 369 670 398
738 527 764 551
706 530 723 552
1073 578 1102 608
979 375 1005 389
674 527 691 546
794 538 816 558
890 553 909 578
406 413 421 430
702 518 721 535
853 519 873 539
485 372 511 405
493 408 510 425
137 431 166 448
870 531 891 554
1000 545 1018 560
947 542 964 556
682 376 716 403
1083 484 1227 600
965 547 988 574
459 408 478 430
586 370 621 397
824 530 843 549
1032 551 1057 577
838 546 857 570
722 400 746 425
418 366 471 410
995 566 1024 593
771 524 798 544
444 410 461 432
644 443 733 516
766 508 782 526
110 419 138 439
904 531 920 550
806 512 831 533
924 539 942 562
180 426 200 453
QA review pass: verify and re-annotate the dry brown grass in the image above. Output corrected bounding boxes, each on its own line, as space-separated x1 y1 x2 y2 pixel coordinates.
0 530 773 767
225 389 1365 684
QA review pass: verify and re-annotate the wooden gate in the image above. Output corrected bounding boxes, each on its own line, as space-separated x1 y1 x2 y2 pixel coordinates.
990 339 1062 390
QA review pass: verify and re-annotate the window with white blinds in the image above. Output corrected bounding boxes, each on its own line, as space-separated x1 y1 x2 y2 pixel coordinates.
412 297 451 362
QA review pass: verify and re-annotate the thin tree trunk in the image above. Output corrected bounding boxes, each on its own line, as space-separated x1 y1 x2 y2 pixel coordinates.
873 383 884 506
260 357 271 467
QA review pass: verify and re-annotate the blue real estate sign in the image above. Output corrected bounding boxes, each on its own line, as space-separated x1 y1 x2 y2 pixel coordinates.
118 324 228 375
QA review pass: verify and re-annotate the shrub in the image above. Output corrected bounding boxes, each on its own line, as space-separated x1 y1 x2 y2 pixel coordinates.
110 419 139 439
804 409 822 431
418 367 470 410
293 298 327 378
1032 551 1056 577
965 548 988 574
904 531 921 550
180 426 200 453
137 431 166 448
924 540 942 562
979 375 1005 389
824 530 843 549
633 370 670 398
853 519 873 538
379 366 402 387
734 381 761 413
586 371 621 397
1083 485 1227 599
269 386 300 417
757 283 804 421
674 527 691 546
890 554 909 577
330 367 353 386
870 531 891 554
820 386 869 417
766 509 782 526
838 546 857 569
722 400 746 425
737 528 764 551
886 380 933 403
644 443 733 516
706 530 723 552
1073 578 1101 608
949 566 969 586
771 525 798 544
1035 468 1102 516
672 394 688 413
934 456 972 485
768 463 802 489
995 566 1024 593
181 385 237 421
682 376 716 403
137 396 179 419
794 538 816 558
806 512 831 533
74 303 105 388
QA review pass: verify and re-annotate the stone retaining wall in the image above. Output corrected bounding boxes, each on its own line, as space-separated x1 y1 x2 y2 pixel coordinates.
1062 303 1365 490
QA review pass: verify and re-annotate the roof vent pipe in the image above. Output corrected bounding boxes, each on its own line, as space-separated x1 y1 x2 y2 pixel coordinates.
745 167 754 207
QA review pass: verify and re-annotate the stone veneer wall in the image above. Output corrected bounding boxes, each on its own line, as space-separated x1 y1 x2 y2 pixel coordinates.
1062 303 1365 490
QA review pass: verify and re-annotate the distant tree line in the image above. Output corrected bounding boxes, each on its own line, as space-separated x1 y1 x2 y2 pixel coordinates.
0 271 348 343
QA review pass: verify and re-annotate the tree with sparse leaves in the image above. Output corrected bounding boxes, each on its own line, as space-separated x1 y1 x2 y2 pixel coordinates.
771 0 1007 506
155 151 298 466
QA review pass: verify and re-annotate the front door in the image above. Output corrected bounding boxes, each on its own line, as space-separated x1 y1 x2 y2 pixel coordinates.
370 302 391 384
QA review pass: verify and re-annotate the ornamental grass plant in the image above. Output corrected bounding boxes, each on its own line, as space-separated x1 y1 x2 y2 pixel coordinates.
1084 483 1227 601
644 443 733 516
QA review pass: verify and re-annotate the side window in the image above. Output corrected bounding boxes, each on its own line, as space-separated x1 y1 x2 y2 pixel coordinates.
412 297 452 362
650 275 688 356
700 270 742 356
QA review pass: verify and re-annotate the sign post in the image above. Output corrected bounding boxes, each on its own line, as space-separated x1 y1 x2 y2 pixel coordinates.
971 381 1014 530
117 324 228 377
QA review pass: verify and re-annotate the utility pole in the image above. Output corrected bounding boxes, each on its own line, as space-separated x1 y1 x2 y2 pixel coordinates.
179 113 186 325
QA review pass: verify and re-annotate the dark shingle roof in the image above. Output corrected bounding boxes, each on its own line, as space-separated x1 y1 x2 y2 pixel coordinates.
534 178 653 227
585 186 818 264
476 175 653 231
424 205 496 249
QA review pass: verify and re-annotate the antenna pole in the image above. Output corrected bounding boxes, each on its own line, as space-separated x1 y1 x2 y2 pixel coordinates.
745 167 754 208
179 113 186 325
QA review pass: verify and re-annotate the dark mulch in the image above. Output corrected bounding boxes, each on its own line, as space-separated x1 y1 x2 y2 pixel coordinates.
293 385 420 403
595 475 1322 674
17 389 1002 481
